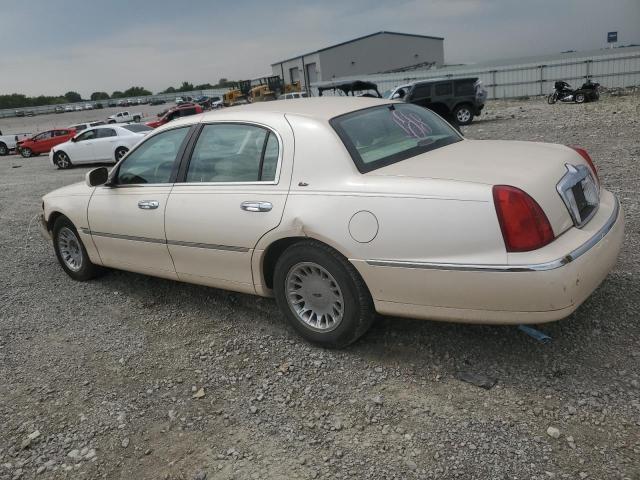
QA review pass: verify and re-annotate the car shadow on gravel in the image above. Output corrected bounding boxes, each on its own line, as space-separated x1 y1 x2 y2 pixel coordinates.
96 265 636 394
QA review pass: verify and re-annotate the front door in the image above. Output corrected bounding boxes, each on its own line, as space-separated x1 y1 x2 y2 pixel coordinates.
69 129 98 163
164 119 294 293
87 126 192 278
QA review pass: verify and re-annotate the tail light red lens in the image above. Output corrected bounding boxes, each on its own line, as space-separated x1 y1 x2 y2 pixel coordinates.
569 146 599 182
492 185 555 252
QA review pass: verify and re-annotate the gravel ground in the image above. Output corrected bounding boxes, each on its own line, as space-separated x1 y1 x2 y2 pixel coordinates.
1 94 639 480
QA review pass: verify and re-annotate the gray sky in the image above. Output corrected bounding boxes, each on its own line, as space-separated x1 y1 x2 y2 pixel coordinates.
1 0 638 97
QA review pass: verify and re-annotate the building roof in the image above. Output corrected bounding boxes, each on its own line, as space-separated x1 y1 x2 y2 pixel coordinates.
271 31 444 66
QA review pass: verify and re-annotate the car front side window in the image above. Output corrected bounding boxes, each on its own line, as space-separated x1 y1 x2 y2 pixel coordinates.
115 127 190 185
75 130 97 142
185 124 279 183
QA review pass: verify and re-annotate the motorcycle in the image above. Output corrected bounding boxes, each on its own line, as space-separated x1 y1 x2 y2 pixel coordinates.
547 80 600 104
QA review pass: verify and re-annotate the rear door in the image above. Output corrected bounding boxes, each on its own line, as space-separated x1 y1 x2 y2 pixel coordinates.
164 116 294 293
92 127 119 161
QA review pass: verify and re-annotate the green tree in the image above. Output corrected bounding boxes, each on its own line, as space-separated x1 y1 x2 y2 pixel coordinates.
162 86 176 94
111 91 124 98
178 81 194 92
90 91 110 101
64 91 82 103
194 83 215 90
122 86 152 97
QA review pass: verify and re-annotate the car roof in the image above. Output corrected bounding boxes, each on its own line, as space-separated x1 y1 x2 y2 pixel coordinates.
206 97 397 121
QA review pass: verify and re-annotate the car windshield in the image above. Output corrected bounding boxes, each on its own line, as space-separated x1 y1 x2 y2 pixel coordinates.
122 124 152 133
330 104 462 173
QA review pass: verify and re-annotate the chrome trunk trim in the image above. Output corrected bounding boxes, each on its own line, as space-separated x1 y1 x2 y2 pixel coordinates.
366 197 619 273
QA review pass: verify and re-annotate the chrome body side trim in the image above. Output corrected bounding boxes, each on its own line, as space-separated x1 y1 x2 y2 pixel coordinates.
82 229 248 252
167 240 249 252
366 197 619 273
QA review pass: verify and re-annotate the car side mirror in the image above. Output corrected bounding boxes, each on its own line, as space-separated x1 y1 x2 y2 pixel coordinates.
86 167 109 187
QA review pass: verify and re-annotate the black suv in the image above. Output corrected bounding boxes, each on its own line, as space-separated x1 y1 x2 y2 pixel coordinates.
386 77 487 126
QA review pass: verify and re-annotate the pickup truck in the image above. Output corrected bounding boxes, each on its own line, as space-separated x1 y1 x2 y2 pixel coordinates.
106 111 142 124
0 131 32 156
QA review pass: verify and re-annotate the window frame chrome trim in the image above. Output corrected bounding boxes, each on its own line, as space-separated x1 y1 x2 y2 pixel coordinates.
366 197 619 273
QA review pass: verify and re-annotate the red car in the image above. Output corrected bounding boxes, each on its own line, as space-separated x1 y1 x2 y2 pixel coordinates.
146 103 203 128
18 129 76 158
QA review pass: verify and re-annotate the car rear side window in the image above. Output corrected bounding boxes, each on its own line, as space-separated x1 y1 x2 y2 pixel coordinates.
96 128 117 138
434 82 452 96
186 124 278 183
454 80 476 96
330 104 461 173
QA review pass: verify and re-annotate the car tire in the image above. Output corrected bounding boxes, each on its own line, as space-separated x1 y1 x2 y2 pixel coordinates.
54 151 72 169
574 93 586 104
133 116 141 122
108 120 116 124
453 104 474 125
52 216 103 281
0 142 8 156
115 147 128 162
20 147 33 158
273 240 375 348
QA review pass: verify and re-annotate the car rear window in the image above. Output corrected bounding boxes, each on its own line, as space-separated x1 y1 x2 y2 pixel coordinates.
122 124 152 133
330 104 462 173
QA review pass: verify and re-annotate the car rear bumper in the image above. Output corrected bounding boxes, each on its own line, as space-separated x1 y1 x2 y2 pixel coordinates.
353 189 624 324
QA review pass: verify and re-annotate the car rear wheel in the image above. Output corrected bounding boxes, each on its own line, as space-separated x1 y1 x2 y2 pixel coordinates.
115 147 128 162
273 240 375 348
453 105 474 125
0 143 8 156
54 151 72 169
52 216 102 281
20 147 33 158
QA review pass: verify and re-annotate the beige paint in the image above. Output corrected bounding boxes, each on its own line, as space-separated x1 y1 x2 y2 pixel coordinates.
41 98 624 326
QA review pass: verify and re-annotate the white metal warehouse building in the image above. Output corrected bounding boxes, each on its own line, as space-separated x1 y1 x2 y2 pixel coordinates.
271 31 445 89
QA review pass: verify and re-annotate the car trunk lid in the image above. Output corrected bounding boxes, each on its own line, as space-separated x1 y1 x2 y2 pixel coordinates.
368 139 597 237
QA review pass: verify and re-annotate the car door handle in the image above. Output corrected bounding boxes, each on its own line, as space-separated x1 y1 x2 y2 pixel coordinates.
138 200 159 210
241 201 272 212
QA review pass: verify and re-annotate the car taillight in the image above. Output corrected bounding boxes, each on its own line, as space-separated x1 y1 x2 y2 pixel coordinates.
569 146 598 182
492 185 555 252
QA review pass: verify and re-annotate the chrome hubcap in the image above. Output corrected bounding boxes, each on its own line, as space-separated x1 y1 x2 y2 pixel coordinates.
117 149 127 160
57 153 69 168
286 262 344 332
456 109 471 122
57 227 83 271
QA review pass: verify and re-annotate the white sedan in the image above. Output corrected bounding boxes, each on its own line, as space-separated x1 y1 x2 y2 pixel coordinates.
49 124 152 169
39 98 624 347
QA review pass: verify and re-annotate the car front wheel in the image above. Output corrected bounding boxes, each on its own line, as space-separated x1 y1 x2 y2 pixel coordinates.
0 143 8 156
20 147 33 158
52 216 102 281
273 240 375 348
54 151 72 169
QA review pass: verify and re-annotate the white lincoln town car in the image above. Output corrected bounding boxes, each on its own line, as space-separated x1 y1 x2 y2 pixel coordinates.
39 98 624 347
